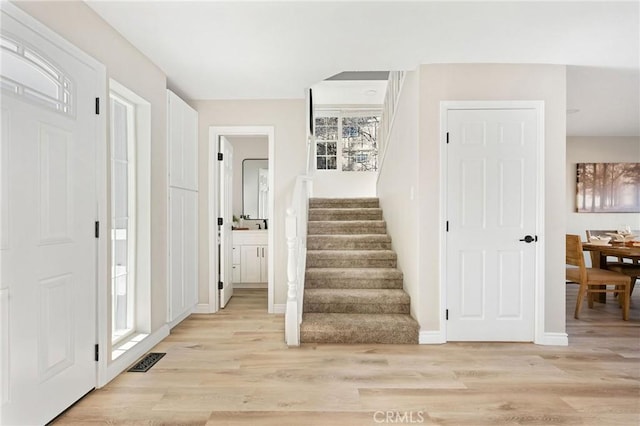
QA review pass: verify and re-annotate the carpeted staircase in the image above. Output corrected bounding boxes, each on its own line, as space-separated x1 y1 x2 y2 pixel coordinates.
300 197 419 344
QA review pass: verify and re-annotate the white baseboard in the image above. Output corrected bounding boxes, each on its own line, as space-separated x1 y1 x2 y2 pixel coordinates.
100 324 170 387
234 283 268 289
167 308 193 329
194 303 214 314
272 303 285 314
535 332 568 346
419 330 446 344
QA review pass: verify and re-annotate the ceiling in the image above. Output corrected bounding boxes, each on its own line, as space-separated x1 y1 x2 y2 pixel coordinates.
86 1 639 136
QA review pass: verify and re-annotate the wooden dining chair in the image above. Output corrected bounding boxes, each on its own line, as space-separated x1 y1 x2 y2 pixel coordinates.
585 230 640 297
566 234 631 320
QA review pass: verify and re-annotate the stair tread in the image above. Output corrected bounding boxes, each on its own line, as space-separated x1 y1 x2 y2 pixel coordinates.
305 288 410 304
306 267 403 276
308 234 391 240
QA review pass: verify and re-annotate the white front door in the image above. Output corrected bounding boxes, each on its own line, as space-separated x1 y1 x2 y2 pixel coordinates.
0 5 103 424
219 137 234 307
446 107 539 341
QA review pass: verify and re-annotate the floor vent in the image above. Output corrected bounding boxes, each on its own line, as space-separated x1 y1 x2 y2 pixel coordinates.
128 352 166 373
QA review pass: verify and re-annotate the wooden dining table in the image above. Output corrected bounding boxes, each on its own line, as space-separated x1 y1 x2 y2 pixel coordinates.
582 242 640 302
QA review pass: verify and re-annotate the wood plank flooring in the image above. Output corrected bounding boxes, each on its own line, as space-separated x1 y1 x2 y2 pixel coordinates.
54 287 640 425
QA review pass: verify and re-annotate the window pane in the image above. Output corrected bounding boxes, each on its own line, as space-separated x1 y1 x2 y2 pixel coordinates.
112 100 128 161
327 156 337 170
317 157 326 170
327 142 337 155
317 142 326 155
341 115 379 171
113 161 128 218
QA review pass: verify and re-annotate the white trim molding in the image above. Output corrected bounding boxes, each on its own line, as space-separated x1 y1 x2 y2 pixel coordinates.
102 325 169 387
419 330 446 345
536 332 568 346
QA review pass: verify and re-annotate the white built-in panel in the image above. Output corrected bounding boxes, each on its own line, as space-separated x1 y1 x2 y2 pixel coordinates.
168 187 197 322
460 250 485 319
460 159 486 229
38 274 74 381
0 108 8 250
498 159 524 228
167 90 198 191
1 288 9 405
169 187 185 320
498 250 523 318
39 123 73 245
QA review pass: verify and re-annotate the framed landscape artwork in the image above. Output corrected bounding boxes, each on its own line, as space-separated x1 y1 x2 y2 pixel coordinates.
576 163 640 213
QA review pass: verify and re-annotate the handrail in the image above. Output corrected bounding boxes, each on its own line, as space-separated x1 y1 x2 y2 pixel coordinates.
377 70 406 173
285 174 313 346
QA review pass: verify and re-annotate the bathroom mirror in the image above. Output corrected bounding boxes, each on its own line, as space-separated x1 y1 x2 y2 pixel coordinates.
242 159 269 219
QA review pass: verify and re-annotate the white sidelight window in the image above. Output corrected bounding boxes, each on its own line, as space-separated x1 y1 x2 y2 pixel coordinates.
110 93 136 344
314 110 380 172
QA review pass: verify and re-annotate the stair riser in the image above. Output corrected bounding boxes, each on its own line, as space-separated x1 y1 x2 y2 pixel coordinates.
307 239 392 251
308 223 387 235
307 258 397 269
304 303 410 314
305 279 403 289
309 210 383 221
309 199 379 209
300 329 418 344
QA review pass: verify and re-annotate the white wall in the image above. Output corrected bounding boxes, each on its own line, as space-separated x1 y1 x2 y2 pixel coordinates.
225 136 268 218
566 137 640 238
312 172 377 198
193 100 306 306
17 1 169 333
376 70 420 320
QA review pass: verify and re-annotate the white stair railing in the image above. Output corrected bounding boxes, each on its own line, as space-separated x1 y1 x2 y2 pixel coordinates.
285 174 312 346
377 70 406 172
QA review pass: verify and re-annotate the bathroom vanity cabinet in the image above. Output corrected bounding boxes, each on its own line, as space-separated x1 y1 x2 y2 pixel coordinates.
232 230 268 284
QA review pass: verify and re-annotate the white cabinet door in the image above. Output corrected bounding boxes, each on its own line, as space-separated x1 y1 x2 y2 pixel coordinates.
168 188 198 322
240 245 262 283
260 245 268 282
167 90 198 191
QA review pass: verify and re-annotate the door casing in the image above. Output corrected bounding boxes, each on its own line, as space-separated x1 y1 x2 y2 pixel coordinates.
439 101 546 344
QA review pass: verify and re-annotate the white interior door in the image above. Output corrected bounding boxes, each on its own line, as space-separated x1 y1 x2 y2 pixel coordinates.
219 137 234 307
446 107 538 342
0 6 102 424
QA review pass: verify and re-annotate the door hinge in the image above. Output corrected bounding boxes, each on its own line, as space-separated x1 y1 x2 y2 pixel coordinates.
95 221 99 238
218 153 223 161
218 281 223 290
217 217 223 226
446 309 449 320
446 221 449 232
94 344 99 361
446 132 449 144
95 97 100 115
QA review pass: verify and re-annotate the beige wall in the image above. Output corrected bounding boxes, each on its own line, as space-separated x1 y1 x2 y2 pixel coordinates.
376 70 420 320
192 100 306 306
418 63 567 335
16 1 169 332
566 137 640 240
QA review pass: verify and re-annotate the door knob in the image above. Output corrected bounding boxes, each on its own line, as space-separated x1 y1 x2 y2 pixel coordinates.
519 235 537 243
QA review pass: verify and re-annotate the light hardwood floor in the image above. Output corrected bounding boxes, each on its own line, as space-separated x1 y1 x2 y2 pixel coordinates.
54 287 640 425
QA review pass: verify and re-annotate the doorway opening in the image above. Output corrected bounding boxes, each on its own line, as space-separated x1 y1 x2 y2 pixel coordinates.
208 126 275 313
